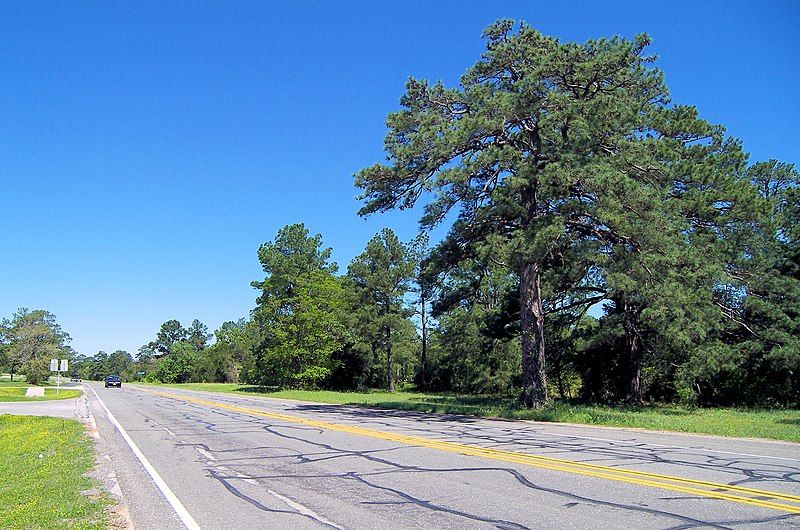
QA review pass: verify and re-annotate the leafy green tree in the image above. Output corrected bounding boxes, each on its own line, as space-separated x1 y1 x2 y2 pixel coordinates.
68 353 88 378
356 20 708 407
347 228 415 391
149 319 188 357
148 342 200 383
408 234 438 388
425 248 521 394
252 223 337 296
682 161 800 406
0 308 73 384
545 313 595 400
254 271 348 388
106 350 133 378
251 224 347 388
738 161 799 405
187 319 212 351
0 342 9 378
79 351 108 381
136 344 157 366
210 319 257 383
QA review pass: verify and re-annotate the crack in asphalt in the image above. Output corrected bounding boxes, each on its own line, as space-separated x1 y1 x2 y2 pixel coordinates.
129 389 800 528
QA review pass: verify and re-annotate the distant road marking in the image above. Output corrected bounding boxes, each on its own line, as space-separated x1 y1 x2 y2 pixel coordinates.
86 384 202 530
136 386 800 515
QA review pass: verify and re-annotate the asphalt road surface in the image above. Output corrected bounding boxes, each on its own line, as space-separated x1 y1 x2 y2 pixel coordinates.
82 382 800 529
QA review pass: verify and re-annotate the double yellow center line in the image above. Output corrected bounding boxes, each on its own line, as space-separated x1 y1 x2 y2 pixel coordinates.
140 388 800 515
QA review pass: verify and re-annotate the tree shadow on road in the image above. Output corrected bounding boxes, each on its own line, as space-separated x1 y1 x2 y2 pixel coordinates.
290 402 484 424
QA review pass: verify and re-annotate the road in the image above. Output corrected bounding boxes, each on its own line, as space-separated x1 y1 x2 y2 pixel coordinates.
82 382 800 529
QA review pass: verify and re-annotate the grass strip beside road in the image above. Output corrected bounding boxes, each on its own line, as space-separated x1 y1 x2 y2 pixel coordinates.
0 415 108 529
141 382 800 443
0 386 82 402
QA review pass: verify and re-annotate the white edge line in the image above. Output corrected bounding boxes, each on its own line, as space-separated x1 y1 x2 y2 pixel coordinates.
86 384 201 530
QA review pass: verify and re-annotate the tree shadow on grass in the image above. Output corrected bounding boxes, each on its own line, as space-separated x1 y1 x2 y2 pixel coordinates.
233 385 281 394
408 395 516 407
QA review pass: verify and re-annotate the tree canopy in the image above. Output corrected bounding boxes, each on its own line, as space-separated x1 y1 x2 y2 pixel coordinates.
12 21 796 411
0 308 73 384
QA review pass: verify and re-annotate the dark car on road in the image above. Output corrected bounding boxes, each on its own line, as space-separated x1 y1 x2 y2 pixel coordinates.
104 375 122 388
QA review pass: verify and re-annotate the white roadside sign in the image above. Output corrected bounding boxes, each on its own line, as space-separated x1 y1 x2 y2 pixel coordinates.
50 359 58 371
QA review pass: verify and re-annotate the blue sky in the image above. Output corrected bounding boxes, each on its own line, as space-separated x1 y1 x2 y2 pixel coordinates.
2 1 798 356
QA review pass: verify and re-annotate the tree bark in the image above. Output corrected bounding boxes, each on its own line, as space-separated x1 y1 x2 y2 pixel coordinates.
420 287 428 388
371 340 378 385
519 179 547 409
520 261 547 408
386 326 395 392
555 357 566 399
623 313 643 406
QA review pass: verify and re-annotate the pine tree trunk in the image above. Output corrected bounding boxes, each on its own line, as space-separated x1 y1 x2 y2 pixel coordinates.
555 357 566 399
624 313 643 406
420 288 428 388
386 326 395 392
371 340 378 386
520 261 547 408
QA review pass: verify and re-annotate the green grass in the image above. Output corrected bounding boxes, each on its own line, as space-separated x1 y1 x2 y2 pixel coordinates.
0 415 108 529
140 382 800 443
0 387 82 402
0 381 82 402
0 379 53 387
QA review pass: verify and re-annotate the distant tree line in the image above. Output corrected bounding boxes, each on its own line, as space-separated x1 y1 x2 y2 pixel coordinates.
4 21 797 409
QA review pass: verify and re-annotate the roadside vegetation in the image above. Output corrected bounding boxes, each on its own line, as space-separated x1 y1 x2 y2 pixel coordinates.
3 21 798 423
142 383 800 443
0 387 82 402
0 415 108 529
0 381 82 402
0 380 82 402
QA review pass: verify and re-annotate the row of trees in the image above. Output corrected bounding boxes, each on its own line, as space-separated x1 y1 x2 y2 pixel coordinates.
9 22 796 409
116 180 796 408
124 225 422 392
72 319 216 384
354 20 799 408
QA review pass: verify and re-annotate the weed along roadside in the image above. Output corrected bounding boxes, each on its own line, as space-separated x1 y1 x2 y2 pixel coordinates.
0 415 110 529
0 382 126 528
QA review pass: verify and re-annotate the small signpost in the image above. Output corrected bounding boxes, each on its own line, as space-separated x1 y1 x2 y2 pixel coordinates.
50 358 69 395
